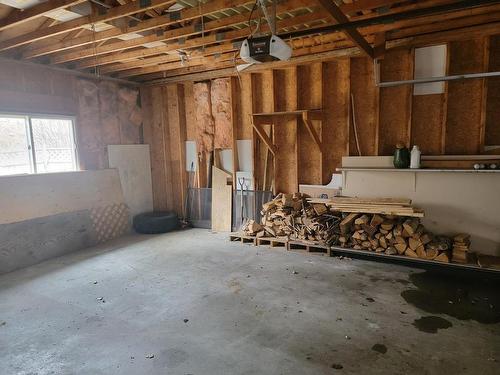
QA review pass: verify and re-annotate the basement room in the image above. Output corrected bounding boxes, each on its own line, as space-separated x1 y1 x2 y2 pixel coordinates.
0 0 499 374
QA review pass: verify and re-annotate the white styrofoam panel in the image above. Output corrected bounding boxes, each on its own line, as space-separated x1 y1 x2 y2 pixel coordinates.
413 44 447 95
118 33 144 40
45 8 81 22
143 41 167 48
0 0 39 10
219 149 233 174
236 139 253 172
185 141 197 171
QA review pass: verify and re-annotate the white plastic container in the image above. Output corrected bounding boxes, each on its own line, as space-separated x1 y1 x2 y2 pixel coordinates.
410 145 421 169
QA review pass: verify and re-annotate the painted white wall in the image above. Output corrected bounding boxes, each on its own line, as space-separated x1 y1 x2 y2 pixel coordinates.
0 169 124 225
342 169 500 256
108 145 153 219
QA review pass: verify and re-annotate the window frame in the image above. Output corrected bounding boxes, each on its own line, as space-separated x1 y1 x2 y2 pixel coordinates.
0 112 79 176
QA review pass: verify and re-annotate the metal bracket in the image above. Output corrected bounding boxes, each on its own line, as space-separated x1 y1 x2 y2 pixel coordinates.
215 32 225 42
169 10 181 21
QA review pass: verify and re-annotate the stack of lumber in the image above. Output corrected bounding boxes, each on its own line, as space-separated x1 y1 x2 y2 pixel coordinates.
452 233 471 263
339 213 452 262
242 193 342 246
308 197 424 217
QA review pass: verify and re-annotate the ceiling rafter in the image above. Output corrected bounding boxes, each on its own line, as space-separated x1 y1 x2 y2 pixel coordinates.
52 0 319 66
0 0 177 52
24 0 257 59
316 0 374 58
0 0 86 32
71 7 329 69
0 0 498 82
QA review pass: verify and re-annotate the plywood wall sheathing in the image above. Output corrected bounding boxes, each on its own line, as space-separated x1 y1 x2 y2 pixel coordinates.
350 57 379 156
485 35 500 146
378 48 414 155
273 67 298 193
445 39 486 154
297 63 322 185
411 94 446 155
322 59 350 184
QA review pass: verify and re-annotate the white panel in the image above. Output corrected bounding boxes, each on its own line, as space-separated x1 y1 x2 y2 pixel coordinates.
108 145 153 219
236 139 253 172
185 141 197 171
0 169 124 225
413 44 447 95
219 149 233 173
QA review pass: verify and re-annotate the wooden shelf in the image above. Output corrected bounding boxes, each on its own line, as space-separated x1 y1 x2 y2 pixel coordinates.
252 109 323 117
337 168 500 173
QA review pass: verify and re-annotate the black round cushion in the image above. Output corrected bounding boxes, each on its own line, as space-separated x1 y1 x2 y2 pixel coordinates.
133 211 179 234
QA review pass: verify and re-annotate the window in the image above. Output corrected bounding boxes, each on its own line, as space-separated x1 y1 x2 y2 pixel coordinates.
0 114 78 176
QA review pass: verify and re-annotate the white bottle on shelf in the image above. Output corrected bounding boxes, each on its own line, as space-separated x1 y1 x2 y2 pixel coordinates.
410 145 421 169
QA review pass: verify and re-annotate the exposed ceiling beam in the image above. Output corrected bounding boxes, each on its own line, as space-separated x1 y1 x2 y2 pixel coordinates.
144 46 361 85
316 0 374 58
75 13 328 70
55 2 324 67
0 0 85 32
0 0 177 52
23 0 257 59
283 0 499 41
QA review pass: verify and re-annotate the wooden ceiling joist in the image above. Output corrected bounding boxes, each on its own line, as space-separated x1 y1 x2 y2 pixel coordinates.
70 7 329 69
0 0 498 83
316 0 374 58
23 0 258 59
0 0 85 32
0 0 177 52
50 0 317 65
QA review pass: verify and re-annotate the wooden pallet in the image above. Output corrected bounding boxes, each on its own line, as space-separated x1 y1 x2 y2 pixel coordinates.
256 237 288 248
229 232 256 245
229 234 499 274
288 240 330 255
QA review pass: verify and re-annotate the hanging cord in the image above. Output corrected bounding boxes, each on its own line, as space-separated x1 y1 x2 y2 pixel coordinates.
247 0 258 36
91 23 100 78
198 0 205 53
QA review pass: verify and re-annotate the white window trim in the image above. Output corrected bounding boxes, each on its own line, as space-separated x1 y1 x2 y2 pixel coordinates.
0 112 79 176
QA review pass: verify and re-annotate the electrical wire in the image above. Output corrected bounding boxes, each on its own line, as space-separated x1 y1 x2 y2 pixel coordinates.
199 0 205 53
91 23 100 78
247 0 258 37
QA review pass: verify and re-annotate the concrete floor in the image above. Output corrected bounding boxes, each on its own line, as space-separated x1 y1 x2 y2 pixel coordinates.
0 229 499 375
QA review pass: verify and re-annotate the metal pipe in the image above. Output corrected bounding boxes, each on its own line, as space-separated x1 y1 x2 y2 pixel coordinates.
375 67 500 87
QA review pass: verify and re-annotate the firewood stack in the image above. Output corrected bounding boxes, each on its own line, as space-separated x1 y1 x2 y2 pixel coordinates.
241 193 342 246
240 194 470 264
338 213 452 262
452 233 471 263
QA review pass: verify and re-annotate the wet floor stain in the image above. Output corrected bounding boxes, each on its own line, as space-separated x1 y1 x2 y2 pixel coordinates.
412 316 452 333
371 343 387 354
401 271 500 324
371 276 410 285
